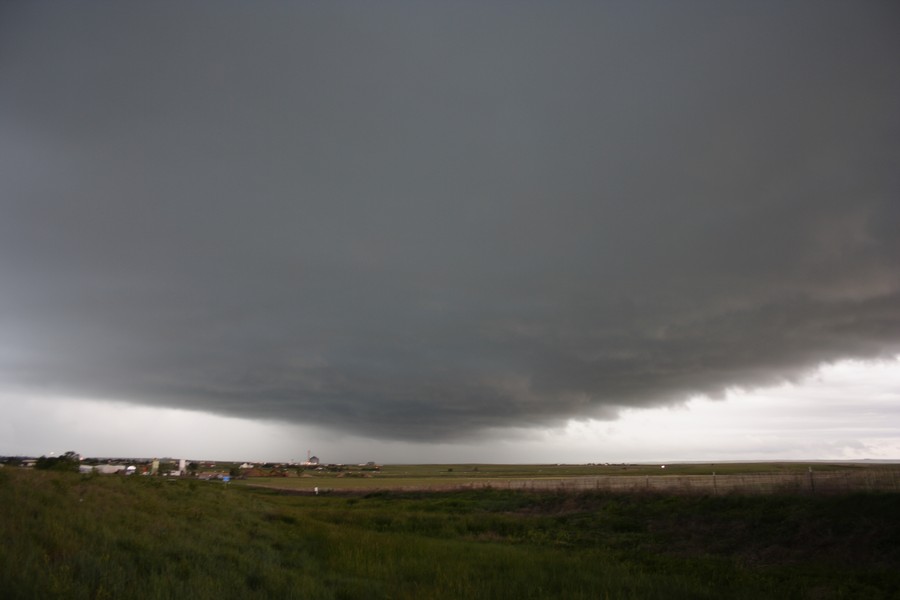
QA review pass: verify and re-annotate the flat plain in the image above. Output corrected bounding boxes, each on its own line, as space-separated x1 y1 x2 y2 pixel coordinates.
2 463 898 599
241 461 900 495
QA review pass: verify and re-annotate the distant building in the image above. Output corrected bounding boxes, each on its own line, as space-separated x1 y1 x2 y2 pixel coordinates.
92 464 128 475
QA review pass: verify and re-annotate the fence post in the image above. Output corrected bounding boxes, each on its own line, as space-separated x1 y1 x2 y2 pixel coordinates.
713 472 717 495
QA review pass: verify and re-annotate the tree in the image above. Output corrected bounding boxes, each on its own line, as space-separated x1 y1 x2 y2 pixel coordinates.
35 451 80 472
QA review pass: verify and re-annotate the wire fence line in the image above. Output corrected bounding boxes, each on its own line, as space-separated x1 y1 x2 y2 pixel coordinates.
362 469 900 495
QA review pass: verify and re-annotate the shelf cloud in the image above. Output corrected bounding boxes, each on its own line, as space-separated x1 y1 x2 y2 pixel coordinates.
2 2 898 442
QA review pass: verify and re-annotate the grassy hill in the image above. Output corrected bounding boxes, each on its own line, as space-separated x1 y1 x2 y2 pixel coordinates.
1 467 898 599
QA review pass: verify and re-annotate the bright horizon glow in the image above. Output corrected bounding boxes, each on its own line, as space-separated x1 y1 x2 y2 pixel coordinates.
3 357 899 464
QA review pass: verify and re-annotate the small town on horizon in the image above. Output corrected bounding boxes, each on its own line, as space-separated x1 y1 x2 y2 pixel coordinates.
0 450 388 479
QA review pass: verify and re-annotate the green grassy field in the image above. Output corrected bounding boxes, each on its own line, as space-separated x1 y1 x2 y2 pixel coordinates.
2 466 899 599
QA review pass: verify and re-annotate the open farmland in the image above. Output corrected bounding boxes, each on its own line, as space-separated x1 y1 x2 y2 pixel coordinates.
2 466 899 599
241 462 900 495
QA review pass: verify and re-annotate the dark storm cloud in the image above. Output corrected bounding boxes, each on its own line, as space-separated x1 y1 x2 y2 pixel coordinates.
1 1 899 441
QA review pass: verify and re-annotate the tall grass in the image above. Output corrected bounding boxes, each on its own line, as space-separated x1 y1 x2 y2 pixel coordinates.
1 469 898 599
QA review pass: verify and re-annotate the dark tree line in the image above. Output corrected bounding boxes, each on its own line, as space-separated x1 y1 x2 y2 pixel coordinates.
35 451 80 472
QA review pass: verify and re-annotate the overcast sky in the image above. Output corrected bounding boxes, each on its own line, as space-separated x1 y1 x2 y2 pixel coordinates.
2 2 898 462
